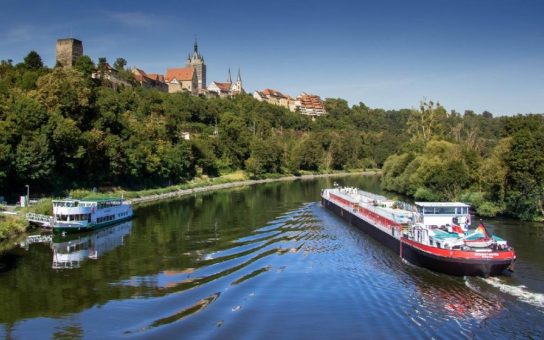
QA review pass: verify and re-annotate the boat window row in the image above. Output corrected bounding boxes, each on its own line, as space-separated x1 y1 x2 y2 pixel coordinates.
96 215 116 224
97 201 122 209
53 201 78 207
117 211 130 218
55 214 91 221
421 207 468 215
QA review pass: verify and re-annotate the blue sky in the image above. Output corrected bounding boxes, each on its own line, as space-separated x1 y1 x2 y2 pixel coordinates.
1 0 543 115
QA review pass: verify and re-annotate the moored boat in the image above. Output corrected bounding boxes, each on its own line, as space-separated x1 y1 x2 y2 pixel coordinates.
52 197 133 233
321 187 516 277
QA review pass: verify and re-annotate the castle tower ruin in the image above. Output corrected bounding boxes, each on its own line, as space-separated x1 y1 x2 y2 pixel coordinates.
56 38 83 68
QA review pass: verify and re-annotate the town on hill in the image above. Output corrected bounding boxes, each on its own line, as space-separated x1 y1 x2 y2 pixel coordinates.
56 38 327 117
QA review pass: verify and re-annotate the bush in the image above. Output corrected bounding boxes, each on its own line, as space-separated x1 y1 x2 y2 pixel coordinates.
414 187 441 201
0 215 26 240
30 198 53 215
476 201 503 217
459 191 484 207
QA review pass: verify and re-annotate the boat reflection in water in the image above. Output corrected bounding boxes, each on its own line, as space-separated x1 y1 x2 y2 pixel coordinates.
405 269 503 322
51 221 132 269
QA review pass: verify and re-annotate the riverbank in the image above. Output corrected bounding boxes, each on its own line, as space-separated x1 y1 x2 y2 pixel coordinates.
0 170 379 242
127 170 378 206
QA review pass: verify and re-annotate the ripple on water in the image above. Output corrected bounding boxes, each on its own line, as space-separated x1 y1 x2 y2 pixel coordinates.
117 204 318 336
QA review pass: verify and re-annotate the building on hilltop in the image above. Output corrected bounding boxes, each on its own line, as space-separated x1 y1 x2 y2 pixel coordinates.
132 68 168 92
165 39 206 94
56 38 83 67
165 67 198 94
253 89 293 110
297 92 327 116
253 88 327 116
185 39 206 92
230 69 244 95
208 68 245 97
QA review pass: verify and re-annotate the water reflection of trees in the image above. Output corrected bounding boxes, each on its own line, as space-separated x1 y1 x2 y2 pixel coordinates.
0 176 380 325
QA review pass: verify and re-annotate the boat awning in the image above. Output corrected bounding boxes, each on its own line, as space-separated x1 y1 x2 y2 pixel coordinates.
415 202 470 208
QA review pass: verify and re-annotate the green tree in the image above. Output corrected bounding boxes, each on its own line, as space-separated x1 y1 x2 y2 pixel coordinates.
245 137 283 176
504 130 544 220
32 67 92 124
74 56 95 77
218 112 250 169
292 138 323 171
113 58 127 71
407 100 448 144
23 51 43 70
324 98 350 116
15 134 55 183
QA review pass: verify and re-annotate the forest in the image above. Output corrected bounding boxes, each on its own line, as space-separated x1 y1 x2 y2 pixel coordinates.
0 51 543 221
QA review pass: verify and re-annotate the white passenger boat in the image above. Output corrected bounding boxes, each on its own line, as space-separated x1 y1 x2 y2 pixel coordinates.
52 197 133 233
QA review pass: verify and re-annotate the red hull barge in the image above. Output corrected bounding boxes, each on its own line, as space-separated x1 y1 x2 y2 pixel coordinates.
321 188 516 277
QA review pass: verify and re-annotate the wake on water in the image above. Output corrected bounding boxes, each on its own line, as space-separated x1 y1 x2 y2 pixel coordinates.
466 277 544 310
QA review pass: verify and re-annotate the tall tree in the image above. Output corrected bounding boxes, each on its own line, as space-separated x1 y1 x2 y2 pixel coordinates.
407 100 448 144
113 58 127 71
23 51 43 70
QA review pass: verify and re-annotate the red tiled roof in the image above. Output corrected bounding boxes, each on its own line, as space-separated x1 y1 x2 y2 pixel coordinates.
132 69 166 84
165 67 194 82
299 93 325 110
147 73 165 82
262 88 288 99
212 81 232 92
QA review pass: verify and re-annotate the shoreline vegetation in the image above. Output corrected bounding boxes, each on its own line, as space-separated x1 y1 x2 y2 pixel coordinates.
1 52 543 242
0 170 377 242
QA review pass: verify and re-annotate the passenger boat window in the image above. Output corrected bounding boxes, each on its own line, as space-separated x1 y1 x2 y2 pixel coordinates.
423 207 435 214
437 207 456 214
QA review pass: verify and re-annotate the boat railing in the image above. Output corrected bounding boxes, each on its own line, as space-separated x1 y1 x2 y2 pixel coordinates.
356 189 389 203
26 213 54 227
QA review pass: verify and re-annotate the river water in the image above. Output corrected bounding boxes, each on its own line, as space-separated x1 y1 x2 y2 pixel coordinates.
0 175 543 339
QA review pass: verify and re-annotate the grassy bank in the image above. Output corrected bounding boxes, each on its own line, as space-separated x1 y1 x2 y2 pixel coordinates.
0 169 379 242
0 198 54 240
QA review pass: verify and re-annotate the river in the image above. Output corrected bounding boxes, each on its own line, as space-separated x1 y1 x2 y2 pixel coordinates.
0 175 543 339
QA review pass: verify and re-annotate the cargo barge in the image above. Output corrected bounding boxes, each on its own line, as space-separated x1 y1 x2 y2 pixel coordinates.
321 187 516 277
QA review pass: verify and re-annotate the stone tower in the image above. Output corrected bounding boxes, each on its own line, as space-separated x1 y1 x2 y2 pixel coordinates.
185 39 206 91
56 38 83 67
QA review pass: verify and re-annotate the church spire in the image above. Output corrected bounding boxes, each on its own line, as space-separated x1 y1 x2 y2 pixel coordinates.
194 36 198 54
227 68 232 83
237 68 242 82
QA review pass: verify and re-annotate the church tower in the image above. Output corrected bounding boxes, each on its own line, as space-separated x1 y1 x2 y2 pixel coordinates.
227 68 232 83
231 68 245 94
185 39 206 90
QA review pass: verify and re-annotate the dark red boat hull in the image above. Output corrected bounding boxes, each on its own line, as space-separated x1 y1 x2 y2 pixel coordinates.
322 196 514 277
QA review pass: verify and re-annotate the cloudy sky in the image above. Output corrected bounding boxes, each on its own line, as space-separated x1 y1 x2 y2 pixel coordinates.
1 0 543 115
